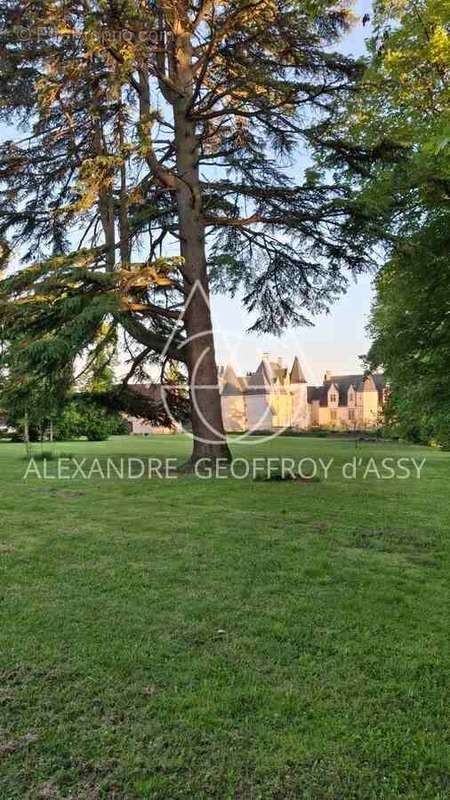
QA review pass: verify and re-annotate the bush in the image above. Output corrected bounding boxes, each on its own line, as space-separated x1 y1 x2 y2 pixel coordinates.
10 422 42 443
54 398 124 442
109 415 131 436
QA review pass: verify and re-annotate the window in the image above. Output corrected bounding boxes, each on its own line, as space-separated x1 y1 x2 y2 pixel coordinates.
330 410 337 421
330 393 337 403
348 408 355 421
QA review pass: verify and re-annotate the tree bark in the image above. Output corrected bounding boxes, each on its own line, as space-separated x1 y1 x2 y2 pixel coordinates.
23 410 31 459
172 32 231 466
181 263 231 466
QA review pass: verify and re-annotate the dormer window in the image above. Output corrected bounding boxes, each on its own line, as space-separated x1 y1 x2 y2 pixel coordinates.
330 393 337 403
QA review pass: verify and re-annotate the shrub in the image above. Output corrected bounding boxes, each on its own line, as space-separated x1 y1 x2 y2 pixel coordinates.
54 398 124 442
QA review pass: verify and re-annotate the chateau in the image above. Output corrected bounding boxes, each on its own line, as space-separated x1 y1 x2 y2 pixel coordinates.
219 355 386 432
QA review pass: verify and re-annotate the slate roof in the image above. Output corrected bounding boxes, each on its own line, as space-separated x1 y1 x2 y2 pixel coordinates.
219 360 385 406
290 356 307 384
324 373 385 391
221 364 244 395
220 356 307 396
252 359 272 386
324 373 385 405
307 385 330 406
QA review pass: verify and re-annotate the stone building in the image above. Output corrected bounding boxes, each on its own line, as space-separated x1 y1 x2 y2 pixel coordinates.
219 356 385 432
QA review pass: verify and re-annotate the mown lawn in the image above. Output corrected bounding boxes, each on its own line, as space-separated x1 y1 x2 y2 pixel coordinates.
0 435 449 799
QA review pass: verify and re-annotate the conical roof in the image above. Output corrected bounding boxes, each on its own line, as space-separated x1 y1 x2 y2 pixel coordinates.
290 356 306 384
222 364 239 386
221 363 243 394
252 358 272 387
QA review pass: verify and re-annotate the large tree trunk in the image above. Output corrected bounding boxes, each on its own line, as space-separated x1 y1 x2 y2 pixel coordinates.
173 55 231 466
182 263 231 466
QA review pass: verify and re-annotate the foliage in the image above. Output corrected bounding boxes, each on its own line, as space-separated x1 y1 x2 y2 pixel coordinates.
0 1 382 431
332 0 450 447
9 421 43 443
0 346 73 440
54 397 119 441
368 218 450 448
326 0 449 226
81 322 118 394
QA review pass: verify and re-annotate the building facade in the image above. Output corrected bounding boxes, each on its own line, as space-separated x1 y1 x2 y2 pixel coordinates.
219 356 386 432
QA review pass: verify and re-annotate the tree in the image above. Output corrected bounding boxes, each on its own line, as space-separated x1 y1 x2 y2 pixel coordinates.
80 323 118 394
343 0 450 446
54 395 128 441
325 0 449 225
0 1 378 466
368 219 450 447
1 372 66 451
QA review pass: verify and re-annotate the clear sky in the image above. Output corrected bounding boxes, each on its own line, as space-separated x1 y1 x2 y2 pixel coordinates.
212 0 374 384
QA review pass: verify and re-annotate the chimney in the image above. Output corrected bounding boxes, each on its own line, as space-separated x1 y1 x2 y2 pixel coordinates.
324 370 332 382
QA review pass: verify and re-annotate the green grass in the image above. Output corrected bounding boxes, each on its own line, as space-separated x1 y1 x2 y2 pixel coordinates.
0 435 449 799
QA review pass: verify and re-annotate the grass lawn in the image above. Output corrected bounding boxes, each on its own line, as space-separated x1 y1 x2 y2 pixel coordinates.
0 435 449 799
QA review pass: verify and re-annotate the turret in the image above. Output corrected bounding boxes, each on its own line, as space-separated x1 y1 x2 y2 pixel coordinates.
290 356 307 385
290 356 308 429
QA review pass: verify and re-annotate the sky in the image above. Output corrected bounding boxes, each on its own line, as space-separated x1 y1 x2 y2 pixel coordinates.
212 0 374 384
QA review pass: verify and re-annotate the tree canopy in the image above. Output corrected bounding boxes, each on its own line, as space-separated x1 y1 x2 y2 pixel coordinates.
330 0 449 228
357 0 450 446
368 219 450 447
0 1 383 461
